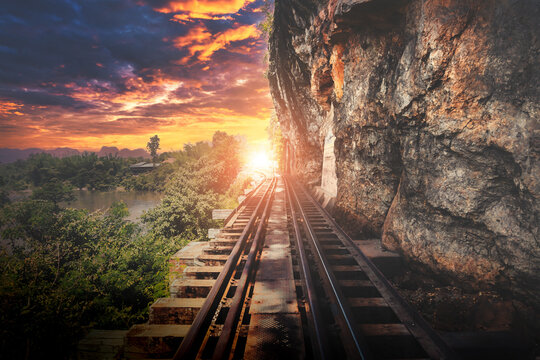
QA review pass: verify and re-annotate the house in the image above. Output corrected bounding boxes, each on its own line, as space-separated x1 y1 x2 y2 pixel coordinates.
129 162 161 173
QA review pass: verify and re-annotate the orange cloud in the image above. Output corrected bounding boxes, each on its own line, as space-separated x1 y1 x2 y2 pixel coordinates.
0 100 24 116
173 24 211 48
65 71 184 112
172 13 233 22
174 24 260 62
228 43 258 55
155 0 256 15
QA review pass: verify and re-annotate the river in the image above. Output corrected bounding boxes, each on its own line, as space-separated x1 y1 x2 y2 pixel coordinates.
67 189 163 222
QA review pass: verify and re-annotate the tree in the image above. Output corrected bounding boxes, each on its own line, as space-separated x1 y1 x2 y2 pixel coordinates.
31 181 75 205
0 200 176 359
208 132 242 193
147 135 160 165
0 190 9 207
142 167 220 241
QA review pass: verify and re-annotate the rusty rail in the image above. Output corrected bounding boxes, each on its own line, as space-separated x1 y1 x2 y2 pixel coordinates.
293 179 459 359
285 177 332 360
222 173 266 227
171 175 459 359
173 177 275 359
212 178 276 359
286 176 371 360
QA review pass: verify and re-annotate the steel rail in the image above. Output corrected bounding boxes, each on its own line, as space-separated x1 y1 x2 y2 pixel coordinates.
288 176 371 360
295 181 460 360
222 174 267 226
284 177 331 360
212 178 277 359
173 179 274 360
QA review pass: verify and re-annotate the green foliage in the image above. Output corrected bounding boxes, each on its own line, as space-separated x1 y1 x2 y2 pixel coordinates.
108 200 130 219
122 162 174 192
219 173 253 209
0 152 139 192
146 135 161 165
257 0 274 39
182 141 211 160
143 169 220 242
209 131 242 193
257 0 274 78
0 133 242 196
0 190 9 207
143 132 243 241
0 200 175 359
121 139 233 192
31 181 75 205
0 131 246 359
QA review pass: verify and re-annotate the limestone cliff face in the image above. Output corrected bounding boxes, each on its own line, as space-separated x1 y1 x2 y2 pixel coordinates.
269 0 539 306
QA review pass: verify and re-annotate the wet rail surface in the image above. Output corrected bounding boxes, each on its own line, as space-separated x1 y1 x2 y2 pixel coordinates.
172 176 459 360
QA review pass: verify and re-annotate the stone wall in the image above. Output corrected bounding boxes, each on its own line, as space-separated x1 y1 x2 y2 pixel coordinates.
269 0 539 307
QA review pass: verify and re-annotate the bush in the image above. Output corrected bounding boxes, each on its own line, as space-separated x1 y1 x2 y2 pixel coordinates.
0 201 177 359
0 131 245 358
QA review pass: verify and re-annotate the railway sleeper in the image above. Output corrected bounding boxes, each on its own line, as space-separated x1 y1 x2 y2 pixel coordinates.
326 254 358 266
235 216 252 221
149 298 206 325
320 243 348 250
197 254 229 265
318 239 342 246
183 265 223 279
351 306 401 324
170 279 215 298
203 245 234 255
219 228 244 234
217 233 243 239
332 268 369 281
210 238 238 246
124 324 189 359
341 284 382 298
364 333 429 359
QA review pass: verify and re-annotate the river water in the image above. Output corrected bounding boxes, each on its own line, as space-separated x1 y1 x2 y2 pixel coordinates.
67 190 162 222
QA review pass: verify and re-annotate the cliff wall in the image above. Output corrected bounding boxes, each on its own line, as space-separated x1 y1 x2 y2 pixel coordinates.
269 0 539 307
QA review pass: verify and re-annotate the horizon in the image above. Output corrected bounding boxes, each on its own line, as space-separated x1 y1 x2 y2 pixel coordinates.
0 134 250 153
0 0 272 150
0 131 270 163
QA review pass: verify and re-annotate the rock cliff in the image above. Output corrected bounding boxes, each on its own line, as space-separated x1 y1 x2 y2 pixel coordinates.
268 0 539 307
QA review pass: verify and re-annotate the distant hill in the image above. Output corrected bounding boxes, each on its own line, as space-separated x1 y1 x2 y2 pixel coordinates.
97 146 150 159
0 147 149 163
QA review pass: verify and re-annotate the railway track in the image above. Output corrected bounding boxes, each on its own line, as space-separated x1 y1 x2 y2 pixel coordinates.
285 177 458 360
164 176 458 359
173 177 277 359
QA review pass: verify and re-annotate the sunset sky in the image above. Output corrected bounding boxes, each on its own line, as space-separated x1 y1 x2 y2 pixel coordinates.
0 0 272 151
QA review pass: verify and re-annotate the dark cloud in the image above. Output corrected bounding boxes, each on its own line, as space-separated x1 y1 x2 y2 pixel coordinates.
0 0 271 149
0 88 92 109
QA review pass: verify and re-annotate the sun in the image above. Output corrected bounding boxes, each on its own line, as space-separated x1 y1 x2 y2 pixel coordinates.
247 151 273 172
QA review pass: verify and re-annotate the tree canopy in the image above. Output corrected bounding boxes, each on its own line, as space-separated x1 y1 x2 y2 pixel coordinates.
147 135 160 165
0 131 247 359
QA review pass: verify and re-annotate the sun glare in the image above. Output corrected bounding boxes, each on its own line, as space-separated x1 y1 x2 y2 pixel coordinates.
248 151 273 171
